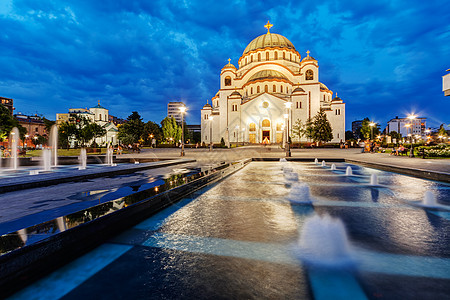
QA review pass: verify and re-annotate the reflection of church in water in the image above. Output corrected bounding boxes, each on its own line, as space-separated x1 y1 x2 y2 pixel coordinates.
201 22 345 144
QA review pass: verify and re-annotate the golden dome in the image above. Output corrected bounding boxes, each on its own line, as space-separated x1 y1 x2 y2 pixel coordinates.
248 70 288 83
243 33 295 54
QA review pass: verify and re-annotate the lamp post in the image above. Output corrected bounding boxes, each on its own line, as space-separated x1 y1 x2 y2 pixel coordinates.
179 106 186 156
369 122 375 140
284 102 292 157
407 115 416 157
24 134 29 150
33 136 38 149
209 116 213 151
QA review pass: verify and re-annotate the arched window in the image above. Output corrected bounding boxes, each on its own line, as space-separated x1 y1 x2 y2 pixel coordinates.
225 76 231 86
265 85 268 92
290 53 292 61
280 85 283 93
249 123 256 131
262 119 270 127
323 95 326 101
266 52 269 60
251 87 253 94
257 86 260 93
258 53 261 61
245 58 247 64
274 52 278 60
306 70 314 80
273 85 276 92
251 55 253 63
283 52 285 59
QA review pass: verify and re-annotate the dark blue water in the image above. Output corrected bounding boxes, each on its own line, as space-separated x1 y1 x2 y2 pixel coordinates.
9 162 450 299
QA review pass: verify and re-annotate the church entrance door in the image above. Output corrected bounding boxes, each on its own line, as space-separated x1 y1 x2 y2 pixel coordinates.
262 130 270 143
249 133 256 144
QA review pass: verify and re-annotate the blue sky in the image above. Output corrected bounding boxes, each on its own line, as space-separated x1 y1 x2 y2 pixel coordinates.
1 0 449 130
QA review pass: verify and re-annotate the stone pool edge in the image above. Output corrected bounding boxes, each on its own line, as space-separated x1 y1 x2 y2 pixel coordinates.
345 159 450 183
0 159 251 297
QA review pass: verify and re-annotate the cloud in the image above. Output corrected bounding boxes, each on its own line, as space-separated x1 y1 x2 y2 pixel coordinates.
0 0 448 128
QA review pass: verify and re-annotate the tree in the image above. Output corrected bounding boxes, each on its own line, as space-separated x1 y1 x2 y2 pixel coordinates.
142 121 163 145
292 119 306 141
359 118 380 140
0 104 26 141
304 118 315 141
42 117 56 134
161 116 181 143
118 112 145 145
58 122 77 149
438 124 448 137
312 109 333 143
389 131 401 142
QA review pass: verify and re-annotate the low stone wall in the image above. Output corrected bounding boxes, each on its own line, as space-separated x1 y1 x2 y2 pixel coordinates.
0 159 250 297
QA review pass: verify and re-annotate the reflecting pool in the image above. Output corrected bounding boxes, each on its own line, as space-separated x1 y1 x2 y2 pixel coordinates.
9 162 450 299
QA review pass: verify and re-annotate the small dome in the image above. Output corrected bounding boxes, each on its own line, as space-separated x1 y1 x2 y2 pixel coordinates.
292 87 305 93
243 33 295 54
248 70 288 83
302 51 317 62
202 103 212 109
332 96 342 102
230 91 242 97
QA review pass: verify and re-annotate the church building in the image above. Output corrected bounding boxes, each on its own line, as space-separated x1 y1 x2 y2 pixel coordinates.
201 22 345 145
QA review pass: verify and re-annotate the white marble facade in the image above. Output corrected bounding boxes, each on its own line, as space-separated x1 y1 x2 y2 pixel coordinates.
201 22 345 145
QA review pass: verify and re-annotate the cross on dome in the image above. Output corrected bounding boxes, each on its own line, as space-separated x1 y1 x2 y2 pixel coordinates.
264 21 273 33
306 50 310 56
98 99 100 105
228 58 231 64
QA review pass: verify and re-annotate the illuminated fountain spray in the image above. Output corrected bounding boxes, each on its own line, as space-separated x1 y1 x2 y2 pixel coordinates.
370 174 378 186
49 125 58 167
106 145 114 166
321 160 326 167
9 127 19 170
297 214 352 266
79 148 87 170
314 158 318 164
346 166 353 176
42 149 52 172
331 164 336 171
288 182 312 203
422 190 437 207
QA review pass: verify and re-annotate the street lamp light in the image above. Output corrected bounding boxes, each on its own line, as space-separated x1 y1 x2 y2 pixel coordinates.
407 115 416 157
209 116 214 151
179 106 186 156
284 102 292 157
369 122 375 140
24 134 29 150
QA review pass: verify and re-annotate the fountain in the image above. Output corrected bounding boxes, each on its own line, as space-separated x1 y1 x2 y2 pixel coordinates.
280 158 287 162
42 149 52 172
314 158 318 164
321 160 326 167
331 164 336 171
370 174 378 186
284 171 298 182
49 125 58 167
297 214 353 266
422 190 437 207
288 182 312 203
346 166 353 176
9 127 19 170
106 145 114 166
79 148 87 170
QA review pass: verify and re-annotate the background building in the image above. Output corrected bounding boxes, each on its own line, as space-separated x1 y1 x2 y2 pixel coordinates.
1 96 14 115
386 116 426 137
201 22 345 145
168 102 186 123
56 101 118 146
443 68 450 96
